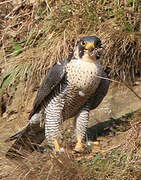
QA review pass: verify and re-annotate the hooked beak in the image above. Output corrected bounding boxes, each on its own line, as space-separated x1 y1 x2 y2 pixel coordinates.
85 42 95 52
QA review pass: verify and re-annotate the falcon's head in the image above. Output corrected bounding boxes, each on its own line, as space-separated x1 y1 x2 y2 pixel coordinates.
74 36 103 62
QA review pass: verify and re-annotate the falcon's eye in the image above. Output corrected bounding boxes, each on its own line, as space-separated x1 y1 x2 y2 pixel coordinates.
81 40 86 47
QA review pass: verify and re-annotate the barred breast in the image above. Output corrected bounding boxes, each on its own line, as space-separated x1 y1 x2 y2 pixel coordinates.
62 59 102 119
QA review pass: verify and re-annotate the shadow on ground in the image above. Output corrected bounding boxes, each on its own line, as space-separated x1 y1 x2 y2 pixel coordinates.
87 112 133 141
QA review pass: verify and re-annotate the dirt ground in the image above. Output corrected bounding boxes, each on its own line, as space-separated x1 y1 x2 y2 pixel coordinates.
0 81 141 179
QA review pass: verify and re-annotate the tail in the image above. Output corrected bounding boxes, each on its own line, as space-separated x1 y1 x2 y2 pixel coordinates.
5 128 27 142
5 123 45 159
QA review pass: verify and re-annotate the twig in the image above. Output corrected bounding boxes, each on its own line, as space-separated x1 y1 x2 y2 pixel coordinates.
101 144 121 153
116 72 141 100
0 0 12 5
46 164 54 180
5 47 27 57
96 74 141 101
5 3 23 19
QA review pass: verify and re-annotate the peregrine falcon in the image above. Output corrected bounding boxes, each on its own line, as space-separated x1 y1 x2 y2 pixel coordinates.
6 36 110 157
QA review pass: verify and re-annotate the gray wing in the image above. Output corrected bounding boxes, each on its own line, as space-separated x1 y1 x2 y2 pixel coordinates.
86 72 110 110
5 54 73 159
29 58 71 120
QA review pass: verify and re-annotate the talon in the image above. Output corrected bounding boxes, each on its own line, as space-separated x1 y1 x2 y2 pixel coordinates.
88 141 99 146
88 141 102 152
73 141 85 152
53 139 61 152
92 141 99 145
93 141 99 145
60 147 65 153
52 140 65 154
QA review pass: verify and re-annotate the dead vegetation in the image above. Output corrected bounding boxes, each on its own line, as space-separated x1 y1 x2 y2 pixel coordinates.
0 0 141 179
2 110 141 180
99 29 141 82
0 0 141 92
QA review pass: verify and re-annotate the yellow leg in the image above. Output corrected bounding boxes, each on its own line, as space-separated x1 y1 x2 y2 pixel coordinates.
74 136 85 152
53 139 61 152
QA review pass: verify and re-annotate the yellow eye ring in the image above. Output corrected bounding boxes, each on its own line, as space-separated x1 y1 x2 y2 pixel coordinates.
81 40 86 47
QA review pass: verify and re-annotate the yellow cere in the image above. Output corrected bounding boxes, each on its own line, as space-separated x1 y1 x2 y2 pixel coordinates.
85 42 95 49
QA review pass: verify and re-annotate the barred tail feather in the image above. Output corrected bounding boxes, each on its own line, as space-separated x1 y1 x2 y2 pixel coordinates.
5 123 45 159
5 128 26 142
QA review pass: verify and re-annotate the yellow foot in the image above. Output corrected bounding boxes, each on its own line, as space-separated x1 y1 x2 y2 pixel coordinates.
89 141 99 146
53 139 61 152
73 142 85 153
88 141 101 152
52 139 65 154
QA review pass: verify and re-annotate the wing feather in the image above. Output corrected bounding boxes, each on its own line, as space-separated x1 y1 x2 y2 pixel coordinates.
86 72 110 110
29 54 73 119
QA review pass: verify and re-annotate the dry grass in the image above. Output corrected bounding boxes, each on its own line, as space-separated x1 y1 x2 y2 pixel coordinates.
3 110 141 180
5 150 87 180
99 29 141 83
0 0 141 91
0 1 141 180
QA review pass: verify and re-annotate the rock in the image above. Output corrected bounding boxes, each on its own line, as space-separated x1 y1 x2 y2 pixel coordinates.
89 82 141 127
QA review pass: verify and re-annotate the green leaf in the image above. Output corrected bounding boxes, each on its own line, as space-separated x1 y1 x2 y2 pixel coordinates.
125 23 133 32
13 43 21 51
0 66 21 89
90 154 102 165
1 71 15 89
12 49 23 56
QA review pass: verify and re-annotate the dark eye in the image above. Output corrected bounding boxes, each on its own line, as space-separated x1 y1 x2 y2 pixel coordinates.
96 41 102 47
81 40 86 47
